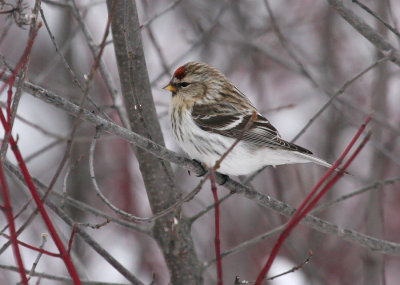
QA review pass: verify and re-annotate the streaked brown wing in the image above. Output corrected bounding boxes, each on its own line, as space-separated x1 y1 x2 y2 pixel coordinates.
192 103 313 154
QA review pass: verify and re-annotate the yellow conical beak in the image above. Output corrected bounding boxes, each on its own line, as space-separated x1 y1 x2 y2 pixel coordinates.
163 84 177 93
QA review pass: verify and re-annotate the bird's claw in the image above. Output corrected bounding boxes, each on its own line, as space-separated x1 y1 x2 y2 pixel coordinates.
189 160 229 185
191 159 207 177
217 174 229 185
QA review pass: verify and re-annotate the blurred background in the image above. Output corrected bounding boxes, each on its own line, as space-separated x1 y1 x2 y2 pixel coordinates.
1 0 400 284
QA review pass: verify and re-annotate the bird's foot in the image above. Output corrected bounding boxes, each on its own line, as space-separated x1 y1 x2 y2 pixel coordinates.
188 159 207 177
217 173 229 185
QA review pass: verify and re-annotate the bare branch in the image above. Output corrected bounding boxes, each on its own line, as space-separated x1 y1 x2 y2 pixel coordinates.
326 0 400 66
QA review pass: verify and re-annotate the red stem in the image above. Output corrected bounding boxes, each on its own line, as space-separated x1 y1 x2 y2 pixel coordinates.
210 171 223 285
7 83 12 122
1 233 60 257
290 133 371 228
0 109 81 284
254 116 371 285
0 23 81 284
68 224 78 255
0 161 28 284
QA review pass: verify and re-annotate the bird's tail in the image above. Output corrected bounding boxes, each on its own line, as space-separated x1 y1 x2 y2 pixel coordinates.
294 152 351 175
294 151 347 171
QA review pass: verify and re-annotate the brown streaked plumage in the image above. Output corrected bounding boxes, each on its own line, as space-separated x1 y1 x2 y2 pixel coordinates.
163 61 332 175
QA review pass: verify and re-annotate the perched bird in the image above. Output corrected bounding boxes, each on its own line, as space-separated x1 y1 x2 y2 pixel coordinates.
163 61 332 176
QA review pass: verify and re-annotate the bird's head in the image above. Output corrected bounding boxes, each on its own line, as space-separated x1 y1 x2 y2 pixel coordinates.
163 61 226 102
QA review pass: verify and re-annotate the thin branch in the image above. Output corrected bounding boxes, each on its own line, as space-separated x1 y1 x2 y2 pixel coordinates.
254 118 371 284
204 176 400 268
0 232 59 257
0 102 63 139
90 127 211 222
263 0 318 89
69 0 129 127
27 233 47 281
139 0 185 31
235 250 313 284
0 197 32 235
313 176 400 212
3 75 400 255
203 225 284 270
0 0 42 160
0 157 27 284
37 6 109 121
210 170 223 285
352 0 400 39
326 0 400 66
189 192 233 224
40 0 117 205
4 160 145 285
150 0 230 87
4 159 150 234
142 0 171 77
39 7 83 89
0 264 130 285
0 19 82 285
206 111 258 283
77 218 111 230
291 57 388 143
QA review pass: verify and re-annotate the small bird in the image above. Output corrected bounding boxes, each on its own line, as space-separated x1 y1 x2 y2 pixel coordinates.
163 61 332 176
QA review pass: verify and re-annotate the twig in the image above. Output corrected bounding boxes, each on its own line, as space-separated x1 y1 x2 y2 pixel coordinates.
210 170 223 285
0 232 59 257
3 74 400 255
142 0 171 77
3 161 145 285
0 102 64 139
254 117 371 284
67 224 77 255
0 197 32 235
203 225 284 270
235 250 313 284
4 159 150 234
313 177 400 213
90 127 211 222
27 233 48 281
0 4 119 274
40 0 117 206
39 6 111 120
139 0 185 31
0 10 81 285
326 0 400 66
0 264 131 285
77 218 111 230
268 250 313 281
0 0 42 160
207 111 258 284
150 0 230 87
352 0 400 39
69 0 128 127
0 158 27 284
263 0 317 88
39 8 83 90
204 176 400 268
291 57 387 143
189 192 233 224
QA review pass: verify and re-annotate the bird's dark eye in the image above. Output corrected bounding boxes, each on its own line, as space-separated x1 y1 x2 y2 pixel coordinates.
180 82 190 87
